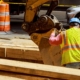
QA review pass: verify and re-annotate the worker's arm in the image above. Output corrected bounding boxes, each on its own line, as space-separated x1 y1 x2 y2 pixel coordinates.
49 32 62 45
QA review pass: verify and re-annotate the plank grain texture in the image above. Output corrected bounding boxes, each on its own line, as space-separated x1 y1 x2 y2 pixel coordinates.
0 59 80 80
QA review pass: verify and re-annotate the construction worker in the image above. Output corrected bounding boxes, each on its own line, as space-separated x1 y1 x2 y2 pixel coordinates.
49 17 80 69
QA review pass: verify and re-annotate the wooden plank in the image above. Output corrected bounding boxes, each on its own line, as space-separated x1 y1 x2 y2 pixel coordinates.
0 39 43 63
0 71 50 80
0 75 25 80
6 48 42 62
0 59 80 80
0 39 39 50
0 48 5 57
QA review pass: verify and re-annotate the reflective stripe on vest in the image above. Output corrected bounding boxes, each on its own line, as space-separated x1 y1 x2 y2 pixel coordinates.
62 31 66 45
62 44 80 51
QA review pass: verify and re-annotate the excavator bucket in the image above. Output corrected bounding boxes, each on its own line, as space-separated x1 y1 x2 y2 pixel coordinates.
30 14 62 65
39 37 62 66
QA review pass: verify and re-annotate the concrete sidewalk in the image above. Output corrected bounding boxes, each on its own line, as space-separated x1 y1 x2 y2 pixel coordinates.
0 29 30 40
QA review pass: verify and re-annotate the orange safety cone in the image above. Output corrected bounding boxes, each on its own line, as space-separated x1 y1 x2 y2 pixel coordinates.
0 0 10 31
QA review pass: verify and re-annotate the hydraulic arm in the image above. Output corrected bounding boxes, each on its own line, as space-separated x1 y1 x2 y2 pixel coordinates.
22 0 62 66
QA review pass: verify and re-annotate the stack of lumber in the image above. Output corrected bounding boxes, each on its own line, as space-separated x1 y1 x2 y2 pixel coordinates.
0 38 43 63
0 38 80 80
0 58 80 80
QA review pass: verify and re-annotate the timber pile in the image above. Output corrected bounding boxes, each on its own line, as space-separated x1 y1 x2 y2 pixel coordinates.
0 38 42 63
0 38 80 80
0 58 80 80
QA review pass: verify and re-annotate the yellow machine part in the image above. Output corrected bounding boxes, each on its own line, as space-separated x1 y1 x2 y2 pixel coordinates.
24 0 38 23
24 0 50 23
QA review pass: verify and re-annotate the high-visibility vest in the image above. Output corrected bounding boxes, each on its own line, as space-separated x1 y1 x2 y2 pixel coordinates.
60 27 80 65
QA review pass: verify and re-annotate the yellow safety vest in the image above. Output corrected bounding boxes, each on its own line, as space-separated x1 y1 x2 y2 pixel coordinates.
60 27 80 65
